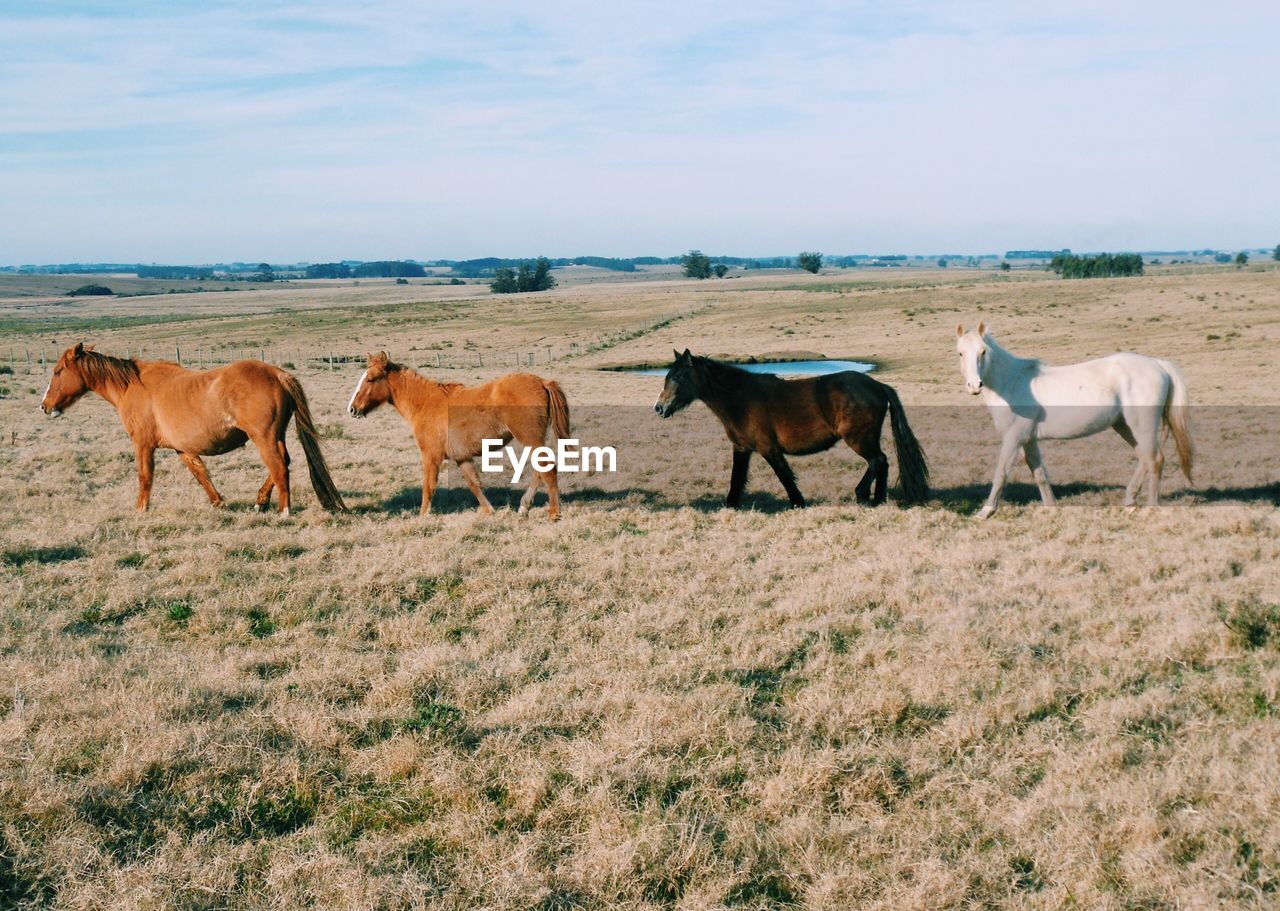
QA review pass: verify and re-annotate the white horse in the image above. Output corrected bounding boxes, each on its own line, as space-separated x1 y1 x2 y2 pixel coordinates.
956 323 1192 518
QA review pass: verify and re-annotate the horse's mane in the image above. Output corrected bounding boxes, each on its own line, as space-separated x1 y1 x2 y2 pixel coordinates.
691 356 777 397
77 351 140 389
984 334 1039 370
388 362 462 394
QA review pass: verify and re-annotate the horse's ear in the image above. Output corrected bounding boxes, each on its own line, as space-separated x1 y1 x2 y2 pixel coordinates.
681 348 691 362
371 351 389 367
955 324 964 338
72 342 85 358
977 321 987 337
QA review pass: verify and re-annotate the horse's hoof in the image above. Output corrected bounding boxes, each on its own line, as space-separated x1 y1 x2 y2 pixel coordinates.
279 507 290 519
1123 503 1138 513
974 506 994 520
211 500 226 509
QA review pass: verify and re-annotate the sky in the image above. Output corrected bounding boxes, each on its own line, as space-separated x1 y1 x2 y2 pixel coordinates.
1 1 1277 263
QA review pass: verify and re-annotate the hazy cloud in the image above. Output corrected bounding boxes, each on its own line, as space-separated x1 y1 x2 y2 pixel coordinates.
2 1 1277 261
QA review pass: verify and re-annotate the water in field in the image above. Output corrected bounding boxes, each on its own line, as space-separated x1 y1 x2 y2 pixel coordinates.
621 359 875 377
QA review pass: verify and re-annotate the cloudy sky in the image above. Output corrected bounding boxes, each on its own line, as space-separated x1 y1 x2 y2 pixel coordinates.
2 1 1276 263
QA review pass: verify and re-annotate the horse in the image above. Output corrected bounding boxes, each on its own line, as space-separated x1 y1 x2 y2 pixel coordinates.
347 352 570 519
955 323 1193 518
39 343 347 515
653 349 929 509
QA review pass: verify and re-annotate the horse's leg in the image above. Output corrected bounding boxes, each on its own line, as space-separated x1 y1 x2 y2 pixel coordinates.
764 451 805 508
178 452 225 507
457 460 496 515
542 467 560 520
1022 440 1056 507
509 423 559 520
1113 421 1146 509
726 449 751 508
249 435 290 516
420 451 443 516
844 430 889 506
976 430 1024 520
134 442 156 511
254 475 274 512
1123 408 1164 507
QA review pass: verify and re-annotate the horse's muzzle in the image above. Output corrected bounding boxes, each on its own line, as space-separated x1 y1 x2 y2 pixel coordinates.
654 403 671 418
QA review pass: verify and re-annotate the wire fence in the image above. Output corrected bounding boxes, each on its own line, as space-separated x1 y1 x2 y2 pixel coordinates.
1 307 710 376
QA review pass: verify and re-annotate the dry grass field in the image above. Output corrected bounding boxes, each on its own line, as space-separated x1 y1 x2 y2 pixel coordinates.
1 265 1278 910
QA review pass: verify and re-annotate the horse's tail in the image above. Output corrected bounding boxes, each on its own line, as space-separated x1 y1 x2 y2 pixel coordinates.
543 380 571 443
1158 358 1193 481
883 384 930 505
279 372 348 512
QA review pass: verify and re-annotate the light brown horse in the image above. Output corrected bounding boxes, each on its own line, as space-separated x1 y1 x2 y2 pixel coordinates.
347 352 570 519
40 343 346 515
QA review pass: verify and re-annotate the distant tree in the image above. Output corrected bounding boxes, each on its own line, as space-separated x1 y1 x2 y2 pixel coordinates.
1273 244 1280 261
1214 253 1232 264
937 258 948 268
352 261 426 278
252 262 275 282
713 263 729 278
305 262 351 279
490 257 555 294
1000 261 1011 272
69 284 113 296
530 256 556 291
681 250 712 279
1235 251 1248 267
490 267 518 294
395 277 409 284
797 251 823 274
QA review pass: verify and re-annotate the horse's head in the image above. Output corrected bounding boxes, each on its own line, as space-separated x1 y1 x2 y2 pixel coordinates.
348 351 394 417
955 322 990 395
654 348 698 418
41 343 95 416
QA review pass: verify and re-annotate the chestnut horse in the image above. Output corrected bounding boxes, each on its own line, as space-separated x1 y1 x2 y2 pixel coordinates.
40 343 346 515
654 350 929 508
347 352 570 519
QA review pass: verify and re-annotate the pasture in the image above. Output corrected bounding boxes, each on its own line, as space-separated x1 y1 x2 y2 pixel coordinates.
1 265 1278 909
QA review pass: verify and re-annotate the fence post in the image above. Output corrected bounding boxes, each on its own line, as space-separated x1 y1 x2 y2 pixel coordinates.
176 346 181 364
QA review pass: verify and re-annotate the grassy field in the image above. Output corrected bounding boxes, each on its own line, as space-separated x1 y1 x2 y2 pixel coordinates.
1 265 1278 909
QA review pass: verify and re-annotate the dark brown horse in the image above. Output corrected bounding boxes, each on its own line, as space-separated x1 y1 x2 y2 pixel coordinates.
654 350 929 508
40 343 347 515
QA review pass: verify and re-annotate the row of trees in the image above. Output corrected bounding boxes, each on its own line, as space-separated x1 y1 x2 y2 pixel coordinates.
303 261 425 279
681 250 825 279
490 257 556 294
1048 252 1144 279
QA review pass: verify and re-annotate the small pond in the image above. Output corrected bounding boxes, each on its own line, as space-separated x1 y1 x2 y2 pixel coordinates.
619 359 875 377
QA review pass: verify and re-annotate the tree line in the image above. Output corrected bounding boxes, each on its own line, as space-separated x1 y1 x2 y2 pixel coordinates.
681 250 825 279
1048 252 1144 279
